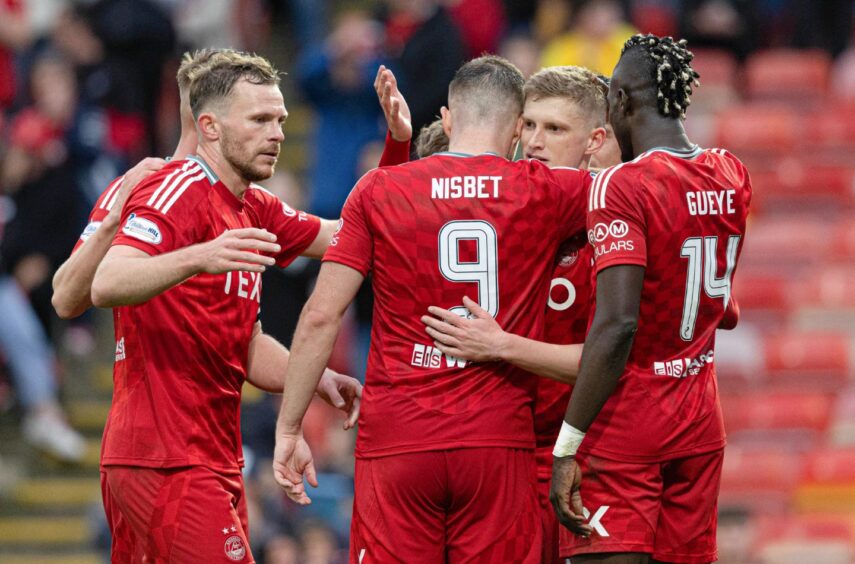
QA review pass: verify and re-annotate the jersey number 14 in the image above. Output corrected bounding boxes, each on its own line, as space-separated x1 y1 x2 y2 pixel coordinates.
680 235 740 341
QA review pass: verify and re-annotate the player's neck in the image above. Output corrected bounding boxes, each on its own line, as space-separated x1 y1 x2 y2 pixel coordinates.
196 145 250 199
448 133 510 159
631 117 694 158
171 132 197 161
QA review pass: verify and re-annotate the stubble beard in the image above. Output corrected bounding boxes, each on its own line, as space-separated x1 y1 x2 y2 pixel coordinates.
221 133 276 183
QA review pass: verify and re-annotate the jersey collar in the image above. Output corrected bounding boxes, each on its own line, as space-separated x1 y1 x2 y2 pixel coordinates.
186 155 219 184
645 145 703 159
434 151 502 158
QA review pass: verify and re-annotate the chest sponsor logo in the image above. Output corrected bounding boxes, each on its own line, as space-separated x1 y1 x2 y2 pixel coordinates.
547 277 576 312
115 337 125 362
122 214 162 244
224 271 262 303
80 220 102 242
653 349 714 378
411 343 466 369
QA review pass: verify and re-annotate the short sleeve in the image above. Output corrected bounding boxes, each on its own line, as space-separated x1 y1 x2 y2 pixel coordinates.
112 177 201 256
322 171 377 276
587 167 647 272
72 176 124 253
255 191 322 268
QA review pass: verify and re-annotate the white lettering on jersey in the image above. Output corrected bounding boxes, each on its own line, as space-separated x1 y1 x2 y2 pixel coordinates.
359 549 366 563
431 176 501 199
686 190 736 216
593 240 635 259
410 343 467 369
115 337 126 362
224 271 262 303
122 214 162 244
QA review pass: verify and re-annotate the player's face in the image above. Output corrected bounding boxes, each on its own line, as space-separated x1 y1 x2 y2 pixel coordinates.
606 66 634 163
590 123 622 169
520 97 592 169
219 80 287 182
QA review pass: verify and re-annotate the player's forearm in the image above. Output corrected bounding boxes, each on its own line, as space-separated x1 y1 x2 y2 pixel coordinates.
301 219 337 259
563 317 636 431
500 334 582 384
276 305 343 435
246 333 290 393
91 246 200 308
52 217 120 318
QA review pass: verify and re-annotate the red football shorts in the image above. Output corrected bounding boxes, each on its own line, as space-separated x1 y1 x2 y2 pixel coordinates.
563 449 723 563
350 447 542 563
537 477 560 564
101 465 254 563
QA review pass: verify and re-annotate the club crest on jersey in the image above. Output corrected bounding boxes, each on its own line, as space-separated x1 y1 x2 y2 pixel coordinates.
223 535 246 561
122 214 162 244
558 250 578 266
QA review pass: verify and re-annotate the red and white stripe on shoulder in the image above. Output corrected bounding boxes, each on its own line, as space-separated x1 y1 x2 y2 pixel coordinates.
99 176 125 210
588 149 659 211
146 161 205 214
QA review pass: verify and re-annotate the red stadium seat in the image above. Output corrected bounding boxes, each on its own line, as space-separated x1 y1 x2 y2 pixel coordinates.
691 49 739 88
749 157 855 207
720 448 804 511
739 216 832 265
732 273 792 311
832 221 855 260
754 513 855 564
715 105 798 153
803 448 855 483
745 49 831 101
721 392 833 434
763 331 851 379
803 267 855 308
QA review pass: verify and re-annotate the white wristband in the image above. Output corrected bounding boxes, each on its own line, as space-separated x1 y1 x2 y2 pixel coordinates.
552 422 586 458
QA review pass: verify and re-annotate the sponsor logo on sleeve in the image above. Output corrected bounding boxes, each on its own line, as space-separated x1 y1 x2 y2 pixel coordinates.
122 213 162 244
281 201 296 217
608 220 629 238
79 220 102 242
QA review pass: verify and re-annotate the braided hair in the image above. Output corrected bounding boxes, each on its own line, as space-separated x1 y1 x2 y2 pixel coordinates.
621 34 700 120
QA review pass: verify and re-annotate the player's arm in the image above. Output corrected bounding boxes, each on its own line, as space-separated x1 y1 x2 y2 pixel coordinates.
375 65 412 145
422 295 582 383
299 219 338 259
246 321 361 429
550 264 643 536
51 158 166 318
273 262 365 504
91 228 280 307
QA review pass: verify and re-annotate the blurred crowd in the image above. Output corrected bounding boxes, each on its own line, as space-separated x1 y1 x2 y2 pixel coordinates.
1 0 854 562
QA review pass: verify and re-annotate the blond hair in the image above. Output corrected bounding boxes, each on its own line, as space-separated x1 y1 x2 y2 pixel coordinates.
415 119 449 158
176 49 225 92
524 66 607 127
189 50 281 118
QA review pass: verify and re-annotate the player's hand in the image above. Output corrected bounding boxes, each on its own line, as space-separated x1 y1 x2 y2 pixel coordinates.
316 369 362 430
374 65 412 142
194 228 281 275
106 157 167 223
550 455 592 537
273 432 318 505
421 296 507 362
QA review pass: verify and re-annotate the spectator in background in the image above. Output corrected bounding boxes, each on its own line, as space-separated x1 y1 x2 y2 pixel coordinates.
0 0 32 110
540 0 636 75
789 0 853 57
678 0 759 61
444 0 507 58
297 9 384 220
500 32 542 77
383 0 466 136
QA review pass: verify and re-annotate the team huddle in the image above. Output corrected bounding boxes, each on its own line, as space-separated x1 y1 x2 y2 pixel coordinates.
53 33 751 564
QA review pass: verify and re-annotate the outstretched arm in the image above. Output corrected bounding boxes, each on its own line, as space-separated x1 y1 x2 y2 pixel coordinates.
273 262 365 504
246 321 361 429
422 296 583 383
52 158 166 318
91 228 280 308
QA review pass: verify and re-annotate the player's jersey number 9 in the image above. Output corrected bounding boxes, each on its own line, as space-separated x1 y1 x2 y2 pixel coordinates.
438 220 499 319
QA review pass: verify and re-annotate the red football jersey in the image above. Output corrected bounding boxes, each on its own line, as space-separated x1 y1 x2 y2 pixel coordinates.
581 146 751 462
72 175 126 253
534 234 594 479
101 156 321 473
324 152 592 458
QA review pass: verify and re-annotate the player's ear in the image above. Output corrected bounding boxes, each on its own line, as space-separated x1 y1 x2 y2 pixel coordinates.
585 126 606 156
616 88 631 117
440 106 452 138
197 112 220 142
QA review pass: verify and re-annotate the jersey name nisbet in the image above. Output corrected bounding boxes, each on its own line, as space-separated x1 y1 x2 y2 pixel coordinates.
431 176 502 200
